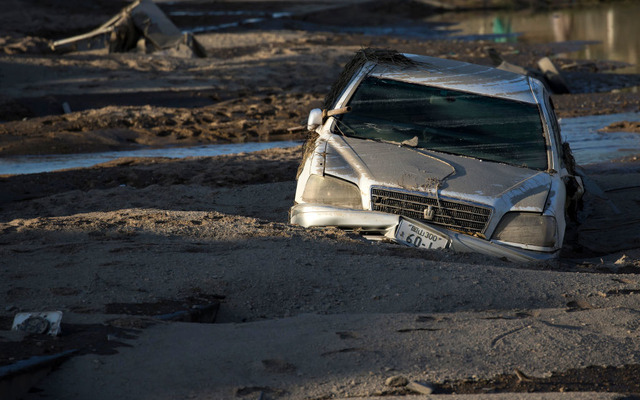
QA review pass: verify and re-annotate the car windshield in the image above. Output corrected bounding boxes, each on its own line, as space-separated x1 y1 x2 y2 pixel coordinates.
335 77 548 170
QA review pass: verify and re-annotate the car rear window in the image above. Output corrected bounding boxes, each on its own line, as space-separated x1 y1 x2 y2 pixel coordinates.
335 77 548 170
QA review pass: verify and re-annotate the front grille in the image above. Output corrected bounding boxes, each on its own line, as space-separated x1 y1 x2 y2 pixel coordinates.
371 188 492 234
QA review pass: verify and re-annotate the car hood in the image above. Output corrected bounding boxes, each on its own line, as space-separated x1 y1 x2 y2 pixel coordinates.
324 136 552 211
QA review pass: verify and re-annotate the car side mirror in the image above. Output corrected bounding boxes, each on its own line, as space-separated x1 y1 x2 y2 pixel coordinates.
307 108 323 131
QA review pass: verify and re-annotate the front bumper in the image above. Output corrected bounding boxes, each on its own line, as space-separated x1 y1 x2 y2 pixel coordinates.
290 203 560 262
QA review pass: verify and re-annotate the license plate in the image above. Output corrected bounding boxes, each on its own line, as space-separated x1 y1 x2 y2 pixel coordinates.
395 218 449 250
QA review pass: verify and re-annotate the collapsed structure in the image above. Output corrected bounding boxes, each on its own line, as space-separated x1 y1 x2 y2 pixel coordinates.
51 0 206 58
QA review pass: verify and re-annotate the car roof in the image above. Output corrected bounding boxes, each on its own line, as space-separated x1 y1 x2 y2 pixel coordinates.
367 53 539 104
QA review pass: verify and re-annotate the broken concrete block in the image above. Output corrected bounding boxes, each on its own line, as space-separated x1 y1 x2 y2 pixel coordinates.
385 375 409 387
406 380 435 395
538 57 571 94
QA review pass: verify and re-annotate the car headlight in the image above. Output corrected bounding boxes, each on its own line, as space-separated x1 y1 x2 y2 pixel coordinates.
301 174 362 209
492 212 557 248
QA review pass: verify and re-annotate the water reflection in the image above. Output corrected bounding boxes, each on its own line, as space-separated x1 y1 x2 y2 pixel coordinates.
560 112 640 165
0 141 302 176
433 3 640 73
491 17 515 43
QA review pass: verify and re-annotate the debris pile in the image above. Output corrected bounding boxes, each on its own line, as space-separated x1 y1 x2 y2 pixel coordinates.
487 47 570 94
51 0 206 58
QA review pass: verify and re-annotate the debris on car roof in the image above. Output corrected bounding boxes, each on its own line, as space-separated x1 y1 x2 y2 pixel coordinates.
323 48 417 110
51 0 206 58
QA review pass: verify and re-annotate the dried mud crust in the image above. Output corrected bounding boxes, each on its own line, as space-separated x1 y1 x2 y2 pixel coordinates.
0 295 222 368
0 323 137 368
0 93 318 155
1 18 639 156
599 120 640 134
1 1 639 398
551 92 640 118
435 365 640 394
373 365 640 395
0 148 639 399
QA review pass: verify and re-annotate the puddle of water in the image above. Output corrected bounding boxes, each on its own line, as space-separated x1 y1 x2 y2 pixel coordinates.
166 1 639 73
183 12 292 34
171 10 291 18
170 11 257 17
171 2 640 74
0 141 302 176
433 3 640 74
560 112 640 165
328 24 447 40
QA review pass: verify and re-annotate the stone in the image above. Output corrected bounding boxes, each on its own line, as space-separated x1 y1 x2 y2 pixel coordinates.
407 381 435 395
385 375 408 387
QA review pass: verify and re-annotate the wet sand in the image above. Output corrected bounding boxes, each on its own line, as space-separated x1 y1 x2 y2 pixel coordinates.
1 0 640 399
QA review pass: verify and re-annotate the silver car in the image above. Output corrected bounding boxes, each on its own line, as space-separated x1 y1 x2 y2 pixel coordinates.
290 50 583 262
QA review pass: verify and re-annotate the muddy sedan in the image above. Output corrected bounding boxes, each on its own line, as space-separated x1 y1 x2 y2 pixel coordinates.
290 49 583 262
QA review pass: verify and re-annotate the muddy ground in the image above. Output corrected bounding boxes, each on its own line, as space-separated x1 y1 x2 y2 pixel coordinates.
1 0 640 399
